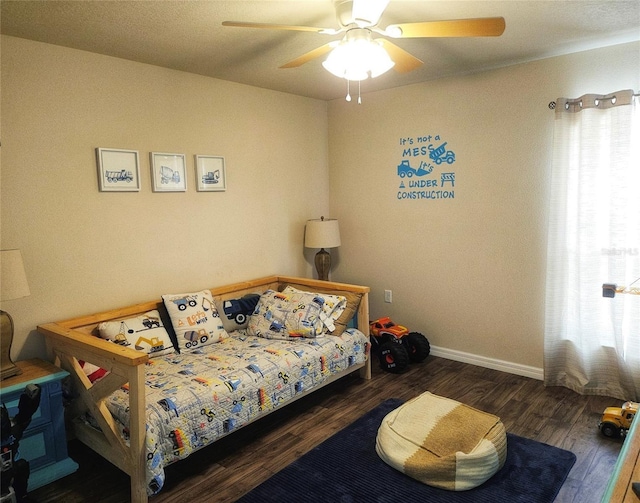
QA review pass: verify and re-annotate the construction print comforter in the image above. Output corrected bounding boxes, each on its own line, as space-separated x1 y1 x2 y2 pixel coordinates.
104 328 369 495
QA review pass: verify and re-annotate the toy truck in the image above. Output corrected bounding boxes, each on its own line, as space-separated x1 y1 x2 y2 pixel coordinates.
369 317 430 373
599 400 638 437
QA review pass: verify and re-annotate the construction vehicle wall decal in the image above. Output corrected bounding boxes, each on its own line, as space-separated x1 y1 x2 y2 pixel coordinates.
396 134 457 201
397 160 434 178
429 142 456 165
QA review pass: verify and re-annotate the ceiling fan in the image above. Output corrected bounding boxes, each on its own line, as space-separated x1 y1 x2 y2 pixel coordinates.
222 0 506 80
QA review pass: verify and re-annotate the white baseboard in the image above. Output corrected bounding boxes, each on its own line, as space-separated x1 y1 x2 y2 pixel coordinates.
429 345 544 381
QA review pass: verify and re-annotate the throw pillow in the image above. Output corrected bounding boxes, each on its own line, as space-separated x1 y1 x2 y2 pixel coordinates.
247 289 325 339
279 283 362 336
162 290 228 352
79 360 109 383
215 293 261 332
97 310 175 357
281 285 347 332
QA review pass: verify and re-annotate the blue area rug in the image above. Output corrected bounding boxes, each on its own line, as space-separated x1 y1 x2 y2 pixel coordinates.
237 398 576 503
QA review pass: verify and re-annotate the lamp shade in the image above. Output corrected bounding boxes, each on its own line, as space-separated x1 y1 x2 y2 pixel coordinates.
1 249 31 301
304 218 341 249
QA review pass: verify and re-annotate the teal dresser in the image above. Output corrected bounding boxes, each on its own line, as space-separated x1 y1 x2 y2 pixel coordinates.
1 359 78 491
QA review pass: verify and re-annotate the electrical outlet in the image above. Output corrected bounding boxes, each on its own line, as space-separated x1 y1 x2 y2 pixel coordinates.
384 290 392 303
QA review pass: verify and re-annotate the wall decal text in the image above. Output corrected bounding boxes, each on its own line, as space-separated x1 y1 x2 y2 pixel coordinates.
396 134 456 200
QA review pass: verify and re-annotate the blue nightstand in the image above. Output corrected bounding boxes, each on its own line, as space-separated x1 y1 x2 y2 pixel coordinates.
0 358 78 491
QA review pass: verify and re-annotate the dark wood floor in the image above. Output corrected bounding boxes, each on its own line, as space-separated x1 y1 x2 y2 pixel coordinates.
30 355 624 502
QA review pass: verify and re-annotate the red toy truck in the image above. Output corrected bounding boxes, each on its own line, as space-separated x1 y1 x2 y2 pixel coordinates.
369 317 430 373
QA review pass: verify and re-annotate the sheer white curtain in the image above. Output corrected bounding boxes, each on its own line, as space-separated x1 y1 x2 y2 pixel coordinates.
544 90 640 401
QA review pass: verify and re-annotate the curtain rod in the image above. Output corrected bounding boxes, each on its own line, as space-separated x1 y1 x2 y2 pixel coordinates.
548 91 640 110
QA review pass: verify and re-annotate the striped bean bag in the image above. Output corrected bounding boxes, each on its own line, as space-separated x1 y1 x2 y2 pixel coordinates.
376 392 507 491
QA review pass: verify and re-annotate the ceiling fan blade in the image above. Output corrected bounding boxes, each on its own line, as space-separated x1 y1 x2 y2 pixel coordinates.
279 42 339 69
385 17 506 38
222 21 340 35
378 39 423 73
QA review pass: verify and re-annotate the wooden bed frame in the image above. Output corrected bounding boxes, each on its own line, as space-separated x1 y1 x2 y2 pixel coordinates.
37 276 370 503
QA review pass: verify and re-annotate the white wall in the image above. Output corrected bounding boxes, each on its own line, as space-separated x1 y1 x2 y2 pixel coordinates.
328 41 640 374
1 36 329 360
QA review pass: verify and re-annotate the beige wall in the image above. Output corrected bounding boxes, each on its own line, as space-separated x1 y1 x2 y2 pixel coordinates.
328 41 640 374
1 36 329 360
2 34 639 375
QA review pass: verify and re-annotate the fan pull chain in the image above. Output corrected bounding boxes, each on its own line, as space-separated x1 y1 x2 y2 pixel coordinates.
344 80 363 104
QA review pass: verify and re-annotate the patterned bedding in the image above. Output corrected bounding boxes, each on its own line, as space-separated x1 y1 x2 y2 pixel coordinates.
103 328 369 494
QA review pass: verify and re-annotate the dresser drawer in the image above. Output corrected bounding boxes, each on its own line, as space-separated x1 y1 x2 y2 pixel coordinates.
17 421 57 470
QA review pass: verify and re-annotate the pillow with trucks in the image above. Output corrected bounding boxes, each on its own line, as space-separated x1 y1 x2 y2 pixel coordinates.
162 290 228 352
98 309 175 358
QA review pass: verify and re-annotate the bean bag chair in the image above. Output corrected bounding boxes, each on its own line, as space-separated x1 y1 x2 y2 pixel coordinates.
376 392 507 491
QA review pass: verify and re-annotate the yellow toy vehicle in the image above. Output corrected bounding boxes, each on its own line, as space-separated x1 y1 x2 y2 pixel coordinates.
599 400 638 438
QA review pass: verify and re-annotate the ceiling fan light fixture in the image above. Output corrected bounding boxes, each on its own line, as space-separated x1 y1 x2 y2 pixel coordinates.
369 41 395 77
322 29 394 81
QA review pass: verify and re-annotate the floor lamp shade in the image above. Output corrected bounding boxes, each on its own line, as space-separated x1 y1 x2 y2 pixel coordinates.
304 218 341 281
1 249 31 379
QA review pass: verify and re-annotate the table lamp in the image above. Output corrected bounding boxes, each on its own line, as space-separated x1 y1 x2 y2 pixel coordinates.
1 249 31 379
304 217 341 281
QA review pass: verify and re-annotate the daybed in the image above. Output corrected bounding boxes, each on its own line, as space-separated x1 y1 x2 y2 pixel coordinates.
37 275 371 503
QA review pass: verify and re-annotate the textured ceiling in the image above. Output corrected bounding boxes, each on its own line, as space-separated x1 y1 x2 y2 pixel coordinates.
2 0 639 101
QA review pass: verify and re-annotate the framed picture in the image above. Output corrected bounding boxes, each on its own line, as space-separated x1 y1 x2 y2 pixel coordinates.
96 148 140 192
195 155 226 192
150 152 187 192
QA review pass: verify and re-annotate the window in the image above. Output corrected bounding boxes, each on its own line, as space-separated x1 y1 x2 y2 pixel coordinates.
544 90 640 401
